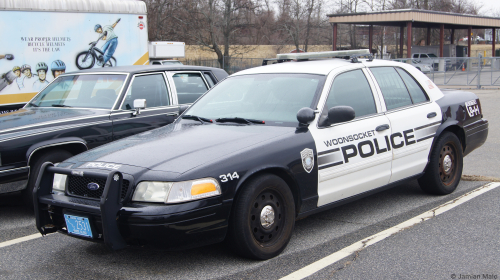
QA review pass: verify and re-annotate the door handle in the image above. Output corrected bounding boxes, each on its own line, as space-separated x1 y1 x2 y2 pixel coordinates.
427 112 437 118
375 124 390 131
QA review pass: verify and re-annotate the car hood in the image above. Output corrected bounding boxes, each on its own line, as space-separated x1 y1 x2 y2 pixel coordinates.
0 107 109 138
70 122 295 174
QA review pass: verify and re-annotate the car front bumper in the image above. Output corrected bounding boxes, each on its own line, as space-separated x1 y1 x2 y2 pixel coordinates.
34 163 231 250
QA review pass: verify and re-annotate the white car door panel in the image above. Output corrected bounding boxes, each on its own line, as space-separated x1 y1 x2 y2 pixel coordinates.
313 116 392 206
368 66 442 183
309 68 392 207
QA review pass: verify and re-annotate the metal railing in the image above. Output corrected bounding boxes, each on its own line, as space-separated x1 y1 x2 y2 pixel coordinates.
180 57 265 74
392 56 500 88
180 55 500 87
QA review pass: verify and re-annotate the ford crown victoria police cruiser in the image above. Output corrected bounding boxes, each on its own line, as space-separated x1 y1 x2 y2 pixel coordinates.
34 50 488 260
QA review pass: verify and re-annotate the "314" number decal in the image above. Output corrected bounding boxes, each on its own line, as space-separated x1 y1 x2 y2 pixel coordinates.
220 172 239 182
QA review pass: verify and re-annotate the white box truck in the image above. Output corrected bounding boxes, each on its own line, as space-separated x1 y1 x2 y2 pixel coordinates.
149 41 185 65
0 0 149 113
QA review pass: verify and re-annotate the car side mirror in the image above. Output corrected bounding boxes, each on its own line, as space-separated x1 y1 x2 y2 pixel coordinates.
179 104 189 115
327 106 355 125
133 99 146 116
297 107 316 126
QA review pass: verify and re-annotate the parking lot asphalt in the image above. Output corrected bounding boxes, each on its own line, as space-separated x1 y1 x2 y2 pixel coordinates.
0 88 498 279
307 183 500 280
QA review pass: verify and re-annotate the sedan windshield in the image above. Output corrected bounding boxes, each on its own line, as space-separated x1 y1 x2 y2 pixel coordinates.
185 73 325 126
27 74 126 109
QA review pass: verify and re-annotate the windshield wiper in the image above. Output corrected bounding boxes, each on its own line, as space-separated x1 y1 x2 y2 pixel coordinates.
215 117 265 124
28 103 39 107
182 115 213 123
51 104 72 107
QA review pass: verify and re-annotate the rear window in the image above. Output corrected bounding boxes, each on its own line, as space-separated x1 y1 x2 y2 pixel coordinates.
172 73 209 104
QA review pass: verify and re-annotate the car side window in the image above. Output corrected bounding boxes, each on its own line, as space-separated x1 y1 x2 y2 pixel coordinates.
203 72 216 87
152 61 161 65
413 54 419 58
172 73 209 104
121 74 170 110
370 67 412 110
321 69 376 123
395 68 429 104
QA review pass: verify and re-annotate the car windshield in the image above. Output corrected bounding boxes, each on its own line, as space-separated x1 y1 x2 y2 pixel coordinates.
27 74 126 109
428 54 438 58
185 73 325 126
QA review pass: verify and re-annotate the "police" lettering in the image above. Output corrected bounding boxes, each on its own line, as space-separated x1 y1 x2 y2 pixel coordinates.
338 129 416 164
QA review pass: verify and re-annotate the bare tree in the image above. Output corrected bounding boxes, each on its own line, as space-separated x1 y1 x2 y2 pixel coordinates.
275 0 323 52
145 0 183 41
172 0 258 67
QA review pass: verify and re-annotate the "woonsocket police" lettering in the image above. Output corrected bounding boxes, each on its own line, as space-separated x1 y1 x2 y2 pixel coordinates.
324 130 376 147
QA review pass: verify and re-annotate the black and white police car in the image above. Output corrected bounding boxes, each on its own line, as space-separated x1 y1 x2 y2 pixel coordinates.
34 50 488 260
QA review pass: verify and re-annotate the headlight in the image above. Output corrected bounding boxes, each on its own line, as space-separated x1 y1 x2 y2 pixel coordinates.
132 181 173 202
132 178 221 203
52 173 67 192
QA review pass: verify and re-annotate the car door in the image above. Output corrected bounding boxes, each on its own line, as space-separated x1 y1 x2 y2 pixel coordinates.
166 71 210 105
110 72 179 140
309 68 393 207
367 66 442 183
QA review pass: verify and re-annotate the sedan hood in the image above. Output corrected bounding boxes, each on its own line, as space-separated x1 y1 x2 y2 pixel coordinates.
0 107 109 134
70 122 295 174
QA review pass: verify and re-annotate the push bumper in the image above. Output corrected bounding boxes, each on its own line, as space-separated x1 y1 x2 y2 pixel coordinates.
34 163 231 250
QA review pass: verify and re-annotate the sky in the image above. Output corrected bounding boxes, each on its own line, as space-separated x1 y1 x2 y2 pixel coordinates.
475 0 500 16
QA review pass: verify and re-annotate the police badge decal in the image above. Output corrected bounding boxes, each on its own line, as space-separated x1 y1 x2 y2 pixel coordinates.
300 148 314 173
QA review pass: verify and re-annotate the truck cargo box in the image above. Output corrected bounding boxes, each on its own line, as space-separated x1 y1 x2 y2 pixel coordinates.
0 0 149 113
148 42 185 59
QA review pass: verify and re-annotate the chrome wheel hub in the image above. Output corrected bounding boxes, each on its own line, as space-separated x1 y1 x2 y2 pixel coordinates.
443 155 452 173
260 205 275 229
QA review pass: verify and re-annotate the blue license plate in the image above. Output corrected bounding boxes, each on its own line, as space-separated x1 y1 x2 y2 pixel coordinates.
64 214 93 238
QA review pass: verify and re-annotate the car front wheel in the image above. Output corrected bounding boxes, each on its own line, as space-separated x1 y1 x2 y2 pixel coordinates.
22 149 73 208
418 132 463 195
228 174 295 260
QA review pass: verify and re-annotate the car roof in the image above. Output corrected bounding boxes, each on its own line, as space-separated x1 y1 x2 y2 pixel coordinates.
232 59 355 76
65 65 219 75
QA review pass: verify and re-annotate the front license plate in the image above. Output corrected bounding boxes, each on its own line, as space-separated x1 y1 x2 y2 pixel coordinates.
64 214 93 238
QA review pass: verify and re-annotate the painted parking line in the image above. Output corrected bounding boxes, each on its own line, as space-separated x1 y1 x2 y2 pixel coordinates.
0 233 45 249
280 182 500 280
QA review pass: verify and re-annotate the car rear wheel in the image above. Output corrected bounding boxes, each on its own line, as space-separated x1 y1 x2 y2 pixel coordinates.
418 132 463 195
228 174 295 260
22 149 73 208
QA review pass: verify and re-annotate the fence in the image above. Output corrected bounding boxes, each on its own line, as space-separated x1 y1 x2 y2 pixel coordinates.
392 56 500 88
180 55 500 87
179 57 265 74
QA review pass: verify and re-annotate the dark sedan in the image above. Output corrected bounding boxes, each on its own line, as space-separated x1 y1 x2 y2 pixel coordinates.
0 65 228 206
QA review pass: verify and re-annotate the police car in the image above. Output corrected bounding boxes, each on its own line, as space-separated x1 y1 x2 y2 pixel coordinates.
34 50 488 260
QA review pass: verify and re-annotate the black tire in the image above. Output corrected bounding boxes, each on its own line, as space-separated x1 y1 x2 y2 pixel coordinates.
418 132 463 195
228 174 295 260
22 149 73 208
76 51 95 70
